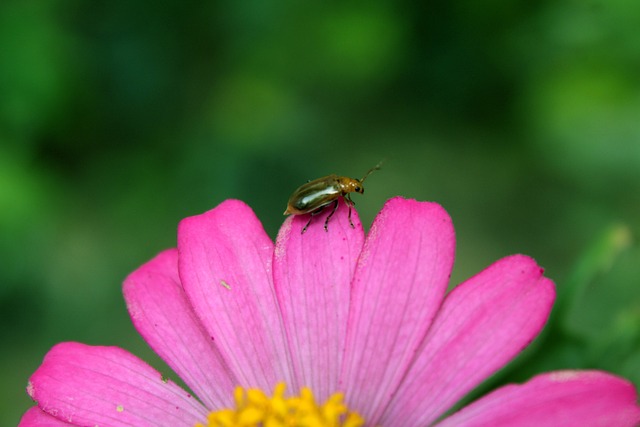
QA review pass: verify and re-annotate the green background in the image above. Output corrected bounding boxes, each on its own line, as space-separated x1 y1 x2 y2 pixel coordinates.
2 0 639 424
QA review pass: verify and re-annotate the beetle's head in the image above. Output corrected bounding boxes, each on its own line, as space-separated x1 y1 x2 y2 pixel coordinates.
338 177 365 194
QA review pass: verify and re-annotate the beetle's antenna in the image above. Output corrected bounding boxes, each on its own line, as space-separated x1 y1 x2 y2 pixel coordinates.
361 159 385 183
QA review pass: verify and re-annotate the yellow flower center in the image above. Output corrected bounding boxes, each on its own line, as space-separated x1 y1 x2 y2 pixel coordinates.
195 382 365 427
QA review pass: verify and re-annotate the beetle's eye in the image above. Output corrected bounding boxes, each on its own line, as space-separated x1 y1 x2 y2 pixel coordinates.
355 186 361 192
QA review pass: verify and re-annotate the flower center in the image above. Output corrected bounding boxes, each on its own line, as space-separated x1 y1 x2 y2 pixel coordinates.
195 382 364 427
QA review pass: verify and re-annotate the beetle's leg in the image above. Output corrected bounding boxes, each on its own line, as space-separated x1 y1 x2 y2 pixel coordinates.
301 207 325 234
301 216 313 234
324 199 339 232
345 195 355 229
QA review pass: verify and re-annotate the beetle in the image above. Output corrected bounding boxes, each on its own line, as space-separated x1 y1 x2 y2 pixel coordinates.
284 161 383 234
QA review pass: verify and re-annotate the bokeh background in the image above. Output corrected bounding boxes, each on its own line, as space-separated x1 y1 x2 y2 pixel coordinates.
2 0 640 424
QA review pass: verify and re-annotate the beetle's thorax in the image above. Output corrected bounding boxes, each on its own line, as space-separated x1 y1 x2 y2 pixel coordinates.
337 177 364 194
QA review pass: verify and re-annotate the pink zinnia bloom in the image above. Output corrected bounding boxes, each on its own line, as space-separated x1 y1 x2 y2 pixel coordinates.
20 197 640 426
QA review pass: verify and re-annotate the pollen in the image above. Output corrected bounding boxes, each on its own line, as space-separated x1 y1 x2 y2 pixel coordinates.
195 382 364 427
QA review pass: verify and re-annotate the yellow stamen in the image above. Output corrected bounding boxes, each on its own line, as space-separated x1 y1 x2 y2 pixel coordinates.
195 383 365 427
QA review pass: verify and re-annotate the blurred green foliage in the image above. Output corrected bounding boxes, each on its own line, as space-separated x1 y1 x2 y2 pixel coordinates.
2 0 639 424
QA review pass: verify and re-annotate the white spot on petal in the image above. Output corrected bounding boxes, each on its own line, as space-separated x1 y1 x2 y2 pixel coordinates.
116 405 124 412
126 300 141 320
26 381 35 398
549 370 581 382
275 217 293 259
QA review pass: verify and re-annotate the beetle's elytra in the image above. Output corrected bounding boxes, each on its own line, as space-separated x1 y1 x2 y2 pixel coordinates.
284 162 383 234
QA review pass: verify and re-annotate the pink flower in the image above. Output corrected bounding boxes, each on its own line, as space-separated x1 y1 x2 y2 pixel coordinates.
20 197 640 426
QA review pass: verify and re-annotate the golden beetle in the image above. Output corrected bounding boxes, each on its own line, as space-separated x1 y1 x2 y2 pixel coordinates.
284 162 383 234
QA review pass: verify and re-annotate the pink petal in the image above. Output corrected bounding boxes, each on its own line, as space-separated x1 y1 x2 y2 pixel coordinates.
19 407 74 426
274 197 365 401
382 255 556 426
123 248 236 408
177 200 294 391
340 197 456 423
27 342 207 427
437 371 640 427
